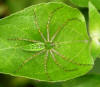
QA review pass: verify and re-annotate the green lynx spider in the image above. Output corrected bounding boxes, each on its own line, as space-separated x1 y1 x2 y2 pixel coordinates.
8 7 93 81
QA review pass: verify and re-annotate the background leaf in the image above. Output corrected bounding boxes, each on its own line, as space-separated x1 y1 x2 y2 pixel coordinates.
30 74 100 87
62 74 100 87
70 0 100 10
89 2 100 58
6 0 67 14
0 2 93 82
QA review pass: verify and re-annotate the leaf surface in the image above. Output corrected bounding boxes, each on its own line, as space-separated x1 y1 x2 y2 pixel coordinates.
0 2 93 81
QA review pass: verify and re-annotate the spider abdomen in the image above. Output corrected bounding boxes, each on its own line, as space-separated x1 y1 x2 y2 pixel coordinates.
22 43 45 51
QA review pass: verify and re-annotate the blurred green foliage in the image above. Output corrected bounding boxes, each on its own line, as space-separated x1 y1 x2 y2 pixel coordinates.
0 0 68 16
70 0 100 10
0 73 100 87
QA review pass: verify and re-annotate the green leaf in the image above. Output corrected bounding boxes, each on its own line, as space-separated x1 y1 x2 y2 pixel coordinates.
0 2 93 82
33 81 62 87
6 0 50 13
6 0 66 13
70 0 88 7
62 74 100 87
89 2 100 58
32 74 100 87
70 0 100 10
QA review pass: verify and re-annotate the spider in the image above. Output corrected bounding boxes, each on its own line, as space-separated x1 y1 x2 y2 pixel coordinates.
8 6 93 81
